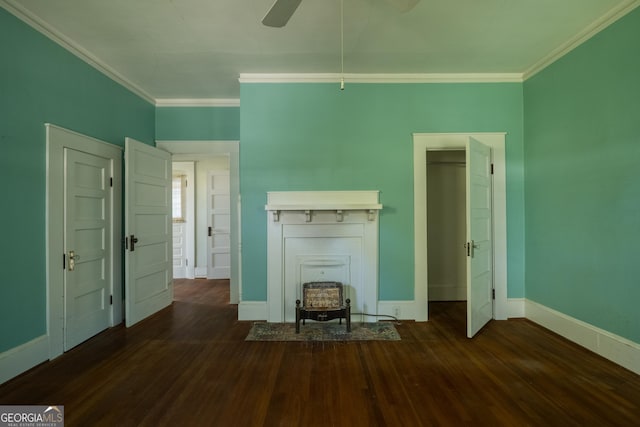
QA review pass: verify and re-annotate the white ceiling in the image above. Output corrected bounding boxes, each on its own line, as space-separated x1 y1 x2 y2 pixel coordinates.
4 0 639 102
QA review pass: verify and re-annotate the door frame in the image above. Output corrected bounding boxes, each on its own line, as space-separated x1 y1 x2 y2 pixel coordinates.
156 140 240 305
413 132 507 322
46 124 122 359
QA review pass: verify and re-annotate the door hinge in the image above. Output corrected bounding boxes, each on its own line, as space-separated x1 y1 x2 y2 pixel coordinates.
490 164 494 175
110 295 113 305
63 253 66 270
110 177 113 187
186 259 188 267
492 289 496 300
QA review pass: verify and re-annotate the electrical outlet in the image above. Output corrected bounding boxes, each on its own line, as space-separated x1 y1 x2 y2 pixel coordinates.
392 306 400 318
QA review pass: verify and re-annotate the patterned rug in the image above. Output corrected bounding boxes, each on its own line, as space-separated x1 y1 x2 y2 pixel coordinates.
245 322 401 342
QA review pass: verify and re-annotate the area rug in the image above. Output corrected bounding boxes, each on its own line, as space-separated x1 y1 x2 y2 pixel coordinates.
245 322 400 342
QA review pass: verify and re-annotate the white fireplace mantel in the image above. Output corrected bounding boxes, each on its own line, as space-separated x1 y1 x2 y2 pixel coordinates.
265 191 382 323
265 191 382 222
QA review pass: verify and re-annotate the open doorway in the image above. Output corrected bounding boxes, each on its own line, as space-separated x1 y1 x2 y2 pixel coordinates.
158 141 240 305
426 142 494 337
171 157 231 280
413 133 508 327
426 150 467 302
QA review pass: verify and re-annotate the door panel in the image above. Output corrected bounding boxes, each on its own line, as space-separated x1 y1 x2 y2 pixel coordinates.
207 170 231 279
125 138 173 327
173 222 187 278
64 148 111 350
466 137 494 338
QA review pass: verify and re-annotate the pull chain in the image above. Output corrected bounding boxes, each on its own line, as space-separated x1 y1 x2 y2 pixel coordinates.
340 0 344 90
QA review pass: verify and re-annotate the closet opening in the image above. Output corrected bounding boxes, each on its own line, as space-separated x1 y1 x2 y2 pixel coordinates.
426 150 467 303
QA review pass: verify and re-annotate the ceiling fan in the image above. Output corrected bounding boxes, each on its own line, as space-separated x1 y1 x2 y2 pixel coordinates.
262 0 420 27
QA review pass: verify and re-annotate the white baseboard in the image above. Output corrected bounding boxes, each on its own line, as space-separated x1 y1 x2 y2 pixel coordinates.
377 300 418 321
507 298 525 318
173 267 186 279
195 267 207 278
0 335 49 385
238 301 267 321
525 299 640 375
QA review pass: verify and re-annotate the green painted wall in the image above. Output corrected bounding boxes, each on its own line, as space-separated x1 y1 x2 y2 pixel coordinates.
156 107 240 140
240 82 525 301
523 9 640 342
0 9 154 353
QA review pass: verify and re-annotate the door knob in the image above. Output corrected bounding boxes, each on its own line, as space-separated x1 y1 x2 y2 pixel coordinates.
68 250 78 271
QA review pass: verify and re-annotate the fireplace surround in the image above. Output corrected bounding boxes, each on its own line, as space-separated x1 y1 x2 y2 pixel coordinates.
265 191 382 322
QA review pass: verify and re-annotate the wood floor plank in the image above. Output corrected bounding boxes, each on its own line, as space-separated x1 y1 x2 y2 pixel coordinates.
1 281 639 426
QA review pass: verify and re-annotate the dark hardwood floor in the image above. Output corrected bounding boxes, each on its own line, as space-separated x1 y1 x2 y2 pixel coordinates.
1 279 639 426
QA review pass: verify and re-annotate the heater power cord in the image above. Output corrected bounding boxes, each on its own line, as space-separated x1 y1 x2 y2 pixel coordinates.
350 312 402 325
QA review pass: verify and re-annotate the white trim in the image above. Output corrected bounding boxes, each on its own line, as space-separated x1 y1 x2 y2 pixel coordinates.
413 133 508 322
1 0 155 104
156 99 240 107
46 124 123 359
0 335 48 385
525 299 640 375
239 73 524 84
157 140 240 153
156 140 241 304
265 190 382 212
507 298 525 318
377 300 418 321
238 301 268 321
524 0 640 80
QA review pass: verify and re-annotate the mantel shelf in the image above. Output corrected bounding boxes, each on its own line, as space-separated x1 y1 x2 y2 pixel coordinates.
265 191 383 222
265 203 382 211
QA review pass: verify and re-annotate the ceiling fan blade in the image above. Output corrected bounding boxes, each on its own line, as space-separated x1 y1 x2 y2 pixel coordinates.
262 0 303 27
386 0 420 13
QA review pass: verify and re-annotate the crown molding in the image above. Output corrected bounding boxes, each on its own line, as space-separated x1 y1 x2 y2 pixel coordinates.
524 0 640 80
155 98 240 107
1 0 155 105
239 73 524 84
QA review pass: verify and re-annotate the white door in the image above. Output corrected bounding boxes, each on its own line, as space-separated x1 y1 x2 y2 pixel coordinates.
172 221 187 278
207 170 231 279
64 148 112 350
172 174 187 278
466 137 494 338
124 138 173 327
